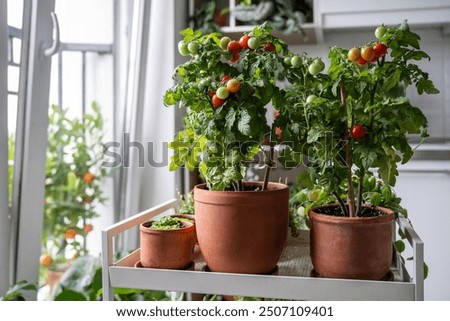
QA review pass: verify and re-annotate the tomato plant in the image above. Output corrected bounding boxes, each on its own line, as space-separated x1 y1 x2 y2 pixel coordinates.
164 23 290 191
277 21 439 217
42 104 109 277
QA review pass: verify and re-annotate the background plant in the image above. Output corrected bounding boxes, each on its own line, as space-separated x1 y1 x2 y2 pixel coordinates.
40 103 109 276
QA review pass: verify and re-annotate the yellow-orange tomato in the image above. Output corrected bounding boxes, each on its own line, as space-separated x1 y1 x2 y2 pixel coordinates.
361 46 375 61
83 224 94 233
40 254 53 267
82 172 95 184
348 47 361 61
65 228 77 240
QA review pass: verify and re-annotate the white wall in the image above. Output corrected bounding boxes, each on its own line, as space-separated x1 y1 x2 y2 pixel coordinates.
290 25 450 300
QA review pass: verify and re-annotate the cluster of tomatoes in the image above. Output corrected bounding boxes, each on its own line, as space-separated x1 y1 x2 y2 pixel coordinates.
210 75 241 109
286 55 325 76
347 26 388 66
220 34 276 64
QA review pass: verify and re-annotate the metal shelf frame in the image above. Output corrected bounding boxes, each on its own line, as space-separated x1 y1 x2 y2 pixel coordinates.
102 199 424 301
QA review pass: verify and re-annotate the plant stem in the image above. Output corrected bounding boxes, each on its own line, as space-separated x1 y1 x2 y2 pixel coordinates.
356 170 365 216
340 82 356 217
333 192 348 216
262 141 275 191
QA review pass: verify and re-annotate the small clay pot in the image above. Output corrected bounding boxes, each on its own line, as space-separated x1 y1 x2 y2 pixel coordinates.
309 204 394 280
139 216 196 269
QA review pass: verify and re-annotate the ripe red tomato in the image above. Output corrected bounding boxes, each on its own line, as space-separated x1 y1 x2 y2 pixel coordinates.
212 94 225 109
221 75 231 83
227 40 242 54
264 42 275 52
230 52 240 63
361 46 375 61
356 57 368 66
83 224 94 233
239 35 251 49
348 47 361 62
373 43 388 57
350 125 365 139
208 90 216 97
214 10 226 26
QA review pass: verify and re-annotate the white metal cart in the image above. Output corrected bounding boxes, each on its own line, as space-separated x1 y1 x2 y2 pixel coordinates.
102 199 424 301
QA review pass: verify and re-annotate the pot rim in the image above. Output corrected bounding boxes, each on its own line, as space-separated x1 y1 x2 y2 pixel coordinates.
309 203 395 224
140 216 195 233
194 181 288 194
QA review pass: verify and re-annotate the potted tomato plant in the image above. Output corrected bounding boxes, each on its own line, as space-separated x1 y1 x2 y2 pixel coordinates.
164 23 305 274
276 21 439 279
139 215 196 270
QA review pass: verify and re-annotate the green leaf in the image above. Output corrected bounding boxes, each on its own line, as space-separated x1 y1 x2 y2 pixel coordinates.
394 240 406 253
225 107 236 130
237 109 252 136
307 127 323 144
54 289 87 301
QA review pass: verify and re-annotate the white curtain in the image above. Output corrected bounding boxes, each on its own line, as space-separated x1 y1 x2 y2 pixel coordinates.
115 0 186 251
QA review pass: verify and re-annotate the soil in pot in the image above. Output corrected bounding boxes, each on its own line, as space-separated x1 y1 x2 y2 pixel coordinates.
139 215 196 269
309 204 394 280
194 182 289 274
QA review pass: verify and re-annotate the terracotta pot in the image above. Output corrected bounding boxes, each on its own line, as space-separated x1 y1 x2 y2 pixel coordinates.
139 216 196 269
194 182 289 274
309 204 395 280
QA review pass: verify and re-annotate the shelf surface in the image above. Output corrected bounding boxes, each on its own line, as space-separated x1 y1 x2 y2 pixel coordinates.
109 231 415 300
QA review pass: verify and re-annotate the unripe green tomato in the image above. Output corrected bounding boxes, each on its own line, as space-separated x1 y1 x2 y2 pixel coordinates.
291 56 302 67
187 41 199 54
220 36 231 50
178 41 190 56
283 56 292 66
307 189 320 202
308 62 322 75
216 86 229 99
306 95 317 104
375 25 387 39
247 37 261 49
314 59 325 72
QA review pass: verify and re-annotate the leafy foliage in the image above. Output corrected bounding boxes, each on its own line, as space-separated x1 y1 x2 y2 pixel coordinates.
0 280 37 301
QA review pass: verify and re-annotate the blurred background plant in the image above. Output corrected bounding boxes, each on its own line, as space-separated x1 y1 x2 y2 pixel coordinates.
190 0 313 35
39 102 109 288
